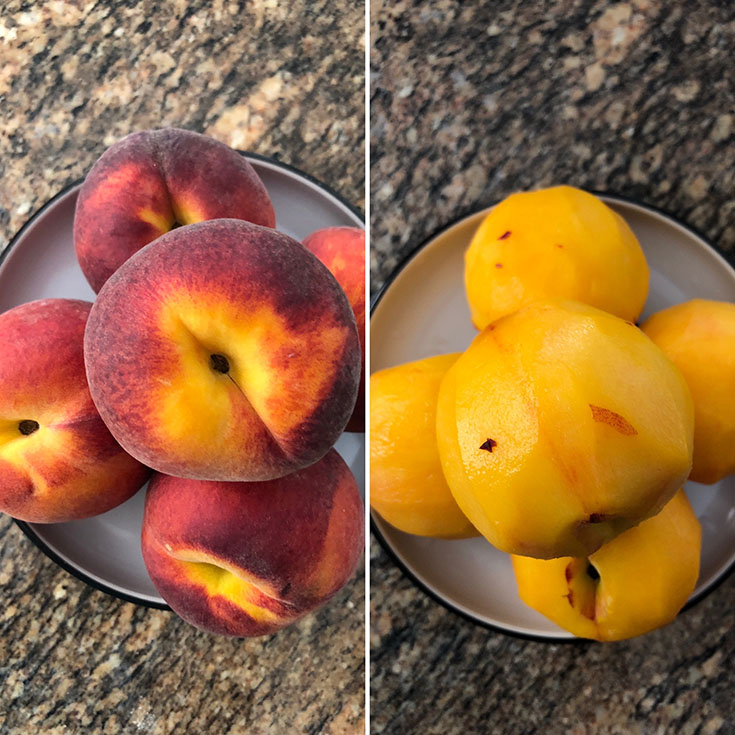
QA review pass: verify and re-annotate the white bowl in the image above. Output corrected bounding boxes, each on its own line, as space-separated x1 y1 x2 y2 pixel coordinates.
371 194 735 640
0 154 365 608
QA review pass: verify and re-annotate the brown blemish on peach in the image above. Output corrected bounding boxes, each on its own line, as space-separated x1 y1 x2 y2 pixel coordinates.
564 562 573 583
589 405 637 436
564 559 598 620
479 438 497 453
555 243 564 249
18 420 39 436
495 263 503 268
498 231 511 240
588 513 607 523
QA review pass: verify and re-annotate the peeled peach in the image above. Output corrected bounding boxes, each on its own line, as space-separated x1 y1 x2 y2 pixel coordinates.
141 449 364 637
303 227 365 432
512 490 701 641
641 299 735 484
436 301 694 559
0 299 150 522
74 128 276 292
370 354 476 539
464 186 649 330
85 219 360 482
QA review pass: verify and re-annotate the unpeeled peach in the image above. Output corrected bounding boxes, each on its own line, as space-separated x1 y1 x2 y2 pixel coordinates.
74 128 276 292
0 299 150 522
141 449 364 637
303 227 365 432
85 219 360 482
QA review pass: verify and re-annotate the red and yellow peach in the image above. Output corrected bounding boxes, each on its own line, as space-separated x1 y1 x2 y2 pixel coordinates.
84 219 361 481
303 226 365 432
0 299 150 522
74 128 276 292
141 449 364 637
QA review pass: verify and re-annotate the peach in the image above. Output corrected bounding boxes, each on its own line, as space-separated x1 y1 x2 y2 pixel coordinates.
641 299 735 484
370 354 477 538
0 299 150 522
85 219 360 481
303 227 365 432
141 449 364 637
436 301 694 559
74 128 276 292
512 490 701 641
464 186 649 330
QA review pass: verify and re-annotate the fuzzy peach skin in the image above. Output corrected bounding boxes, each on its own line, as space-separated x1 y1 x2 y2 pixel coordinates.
512 490 701 641
436 301 694 560
141 449 364 637
370 354 477 539
303 227 365 432
642 299 735 484
84 219 360 482
74 128 275 292
464 186 649 330
0 299 150 522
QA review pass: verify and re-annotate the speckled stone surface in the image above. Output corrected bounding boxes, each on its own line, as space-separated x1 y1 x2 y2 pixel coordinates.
371 1 735 733
0 2 364 733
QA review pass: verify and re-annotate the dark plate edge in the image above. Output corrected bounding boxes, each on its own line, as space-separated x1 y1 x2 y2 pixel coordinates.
242 150 365 224
13 518 170 610
369 190 735 643
2 152 363 610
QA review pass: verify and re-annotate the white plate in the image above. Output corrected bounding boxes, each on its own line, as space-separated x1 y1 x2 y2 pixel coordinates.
371 194 735 640
0 154 365 608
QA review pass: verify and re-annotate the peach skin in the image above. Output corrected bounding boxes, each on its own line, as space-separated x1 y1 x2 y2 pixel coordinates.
642 299 735 484
74 128 276 292
303 227 365 432
436 301 694 559
84 219 360 482
464 186 649 330
0 299 150 523
512 490 701 641
370 354 477 539
141 449 364 637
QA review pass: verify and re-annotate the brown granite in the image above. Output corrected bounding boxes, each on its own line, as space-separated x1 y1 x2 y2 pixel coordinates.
371 1 735 733
371 0 735 288
0 1 364 733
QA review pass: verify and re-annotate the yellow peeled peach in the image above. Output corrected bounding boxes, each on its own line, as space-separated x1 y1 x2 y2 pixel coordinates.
436 300 694 559
641 299 735 484
512 490 701 641
370 354 477 539
464 186 649 330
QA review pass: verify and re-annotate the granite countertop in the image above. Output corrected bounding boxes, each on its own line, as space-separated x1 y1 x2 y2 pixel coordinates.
371 1 735 733
0 2 364 733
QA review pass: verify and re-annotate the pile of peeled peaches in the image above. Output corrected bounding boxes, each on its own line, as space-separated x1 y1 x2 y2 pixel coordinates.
371 186 735 641
0 128 366 637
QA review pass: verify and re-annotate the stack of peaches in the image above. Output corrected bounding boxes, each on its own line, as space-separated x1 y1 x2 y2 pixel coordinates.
371 186 735 641
0 128 365 637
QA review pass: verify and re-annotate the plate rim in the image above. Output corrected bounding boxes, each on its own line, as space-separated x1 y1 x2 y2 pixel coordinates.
370 190 735 642
2 151 364 610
